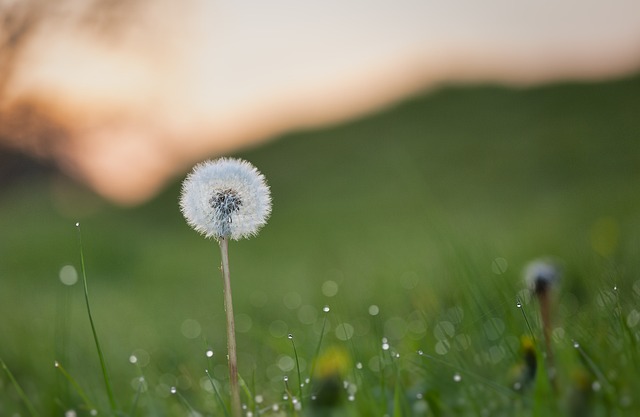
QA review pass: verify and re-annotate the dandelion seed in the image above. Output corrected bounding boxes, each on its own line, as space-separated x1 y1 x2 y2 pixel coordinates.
180 158 272 240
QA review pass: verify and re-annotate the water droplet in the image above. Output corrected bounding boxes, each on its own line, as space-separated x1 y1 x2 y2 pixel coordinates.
283 394 289 400
592 381 601 392
356 362 363 369
255 394 264 404
288 334 293 340
323 305 330 313
395 353 400 358
453 373 462 382
416 393 423 399
516 301 522 308
129 355 138 364
65 410 77 417
417 349 424 356
272 404 279 412
89 410 97 416
305 378 310 384
613 285 618 291
206 349 214 358
170 386 177 394
283 376 289 382
382 342 390 351
75 222 80 227
311 395 317 401
513 382 522 391
54 361 60 368
368 304 380 316
573 341 580 349
348 394 355 401
247 412 253 417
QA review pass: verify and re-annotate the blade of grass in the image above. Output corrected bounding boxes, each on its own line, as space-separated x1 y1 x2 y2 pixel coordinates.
205 370 231 417
171 387 199 417
288 333 303 407
54 360 97 412
0 358 39 417
308 306 330 379
76 223 117 413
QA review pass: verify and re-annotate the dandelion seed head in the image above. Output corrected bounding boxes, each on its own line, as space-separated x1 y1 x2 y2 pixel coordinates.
180 158 272 240
523 258 561 295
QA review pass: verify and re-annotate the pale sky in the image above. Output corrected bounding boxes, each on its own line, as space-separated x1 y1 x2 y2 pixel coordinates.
2 0 640 203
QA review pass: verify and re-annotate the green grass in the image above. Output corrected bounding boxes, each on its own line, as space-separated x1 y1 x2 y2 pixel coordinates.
1 74 640 416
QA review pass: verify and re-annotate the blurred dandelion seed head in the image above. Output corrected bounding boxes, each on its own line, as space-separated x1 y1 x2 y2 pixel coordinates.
179 158 272 240
523 259 561 295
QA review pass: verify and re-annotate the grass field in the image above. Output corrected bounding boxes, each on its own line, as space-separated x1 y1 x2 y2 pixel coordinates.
1 74 640 416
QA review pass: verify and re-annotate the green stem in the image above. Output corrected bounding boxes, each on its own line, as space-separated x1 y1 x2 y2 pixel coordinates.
54 360 97 412
1 358 39 417
219 237 241 417
76 223 117 413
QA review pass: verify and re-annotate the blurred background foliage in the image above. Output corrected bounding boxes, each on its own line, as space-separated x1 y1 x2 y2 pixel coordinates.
1 74 639 414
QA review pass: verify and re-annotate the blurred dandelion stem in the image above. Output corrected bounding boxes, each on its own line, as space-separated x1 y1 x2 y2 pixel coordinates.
219 236 242 417
538 290 557 392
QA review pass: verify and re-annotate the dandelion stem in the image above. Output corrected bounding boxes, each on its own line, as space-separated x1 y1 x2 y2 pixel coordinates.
538 290 557 392
219 237 242 417
76 223 118 413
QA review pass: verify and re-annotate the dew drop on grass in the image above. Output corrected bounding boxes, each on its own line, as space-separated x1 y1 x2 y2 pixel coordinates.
90 410 97 416
170 386 177 394
311 395 317 401
288 334 293 340
129 355 138 364
592 381 601 392
573 341 580 349
381 337 390 351
59 265 78 286
453 373 462 382
305 378 310 384
284 376 289 382
54 361 60 368
348 394 355 401
282 394 288 400
255 394 264 404
75 222 80 227
516 301 522 308
368 305 380 316
206 349 214 358
323 305 331 313
272 404 279 412
356 362 363 369
65 410 77 417
417 349 424 356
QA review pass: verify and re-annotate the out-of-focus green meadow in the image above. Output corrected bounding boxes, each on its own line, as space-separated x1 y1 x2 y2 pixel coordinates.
1 75 640 416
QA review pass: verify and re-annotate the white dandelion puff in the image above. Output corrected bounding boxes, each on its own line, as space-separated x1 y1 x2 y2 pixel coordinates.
180 158 272 240
523 258 561 295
